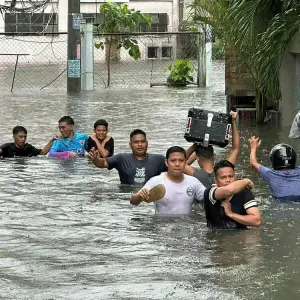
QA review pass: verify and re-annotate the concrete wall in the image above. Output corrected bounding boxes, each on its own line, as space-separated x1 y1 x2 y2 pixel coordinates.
279 31 300 126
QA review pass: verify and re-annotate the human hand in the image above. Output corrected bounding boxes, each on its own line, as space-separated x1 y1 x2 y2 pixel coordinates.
249 136 261 149
68 151 79 158
221 200 233 217
51 135 60 141
230 111 238 120
138 188 150 203
90 135 98 142
88 147 100 160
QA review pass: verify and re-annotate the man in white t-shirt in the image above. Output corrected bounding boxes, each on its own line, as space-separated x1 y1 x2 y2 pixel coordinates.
130 146 206 214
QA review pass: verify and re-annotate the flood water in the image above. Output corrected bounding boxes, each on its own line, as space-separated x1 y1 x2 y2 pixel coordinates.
1 61 300 299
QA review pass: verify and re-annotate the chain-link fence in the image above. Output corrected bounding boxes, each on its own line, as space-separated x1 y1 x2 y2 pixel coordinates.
0 31 203 91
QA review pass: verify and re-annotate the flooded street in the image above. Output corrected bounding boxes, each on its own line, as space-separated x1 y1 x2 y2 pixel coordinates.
1 62 300 299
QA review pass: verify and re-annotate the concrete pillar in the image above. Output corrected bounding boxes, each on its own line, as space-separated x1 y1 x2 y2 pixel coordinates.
206 41 212 87
58 0 68 32
279 51 296 126
0 0 5 33
81 18 94 91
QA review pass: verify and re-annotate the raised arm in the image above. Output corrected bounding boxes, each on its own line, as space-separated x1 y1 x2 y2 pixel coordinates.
40 136 58 155
227 111 240 165
186 144 197 160
213 178 254 200
88 147 108 168
249 136 261 171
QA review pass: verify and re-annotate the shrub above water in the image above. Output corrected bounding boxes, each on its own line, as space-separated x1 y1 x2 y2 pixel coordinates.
165 59 195 85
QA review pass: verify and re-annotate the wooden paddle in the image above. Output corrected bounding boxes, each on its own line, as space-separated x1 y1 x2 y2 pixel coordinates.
147 184 166 202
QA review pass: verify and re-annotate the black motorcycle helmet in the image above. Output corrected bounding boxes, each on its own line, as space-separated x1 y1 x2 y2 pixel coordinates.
269 143 297 170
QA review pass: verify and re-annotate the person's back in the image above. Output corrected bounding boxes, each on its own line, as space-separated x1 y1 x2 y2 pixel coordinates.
259 165 300 201
250 137 300 201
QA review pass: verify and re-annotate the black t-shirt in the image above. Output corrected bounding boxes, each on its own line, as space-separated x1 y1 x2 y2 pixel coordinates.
106 153 167 184
204 185 258 229
0 143 42 158
87 136 114 157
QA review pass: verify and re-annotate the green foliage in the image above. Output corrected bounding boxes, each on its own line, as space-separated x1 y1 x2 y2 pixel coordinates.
165 59 195 85
94 1 151 60
191 0 300 103
212 38 225 60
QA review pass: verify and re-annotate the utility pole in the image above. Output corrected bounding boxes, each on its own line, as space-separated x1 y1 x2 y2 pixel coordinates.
67 0 81 93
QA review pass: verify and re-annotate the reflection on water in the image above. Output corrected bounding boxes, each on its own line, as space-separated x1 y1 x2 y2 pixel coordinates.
0 61 300 299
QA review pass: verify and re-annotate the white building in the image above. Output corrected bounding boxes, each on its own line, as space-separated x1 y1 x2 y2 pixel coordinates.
0 0 180 33
0 0 181 62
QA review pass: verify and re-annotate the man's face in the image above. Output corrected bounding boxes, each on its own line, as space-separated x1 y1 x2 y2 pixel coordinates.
95 125 107 141
130 134 148 157
215 167 235 187
166 152 186 177
14 131 27 148
58 122 73 138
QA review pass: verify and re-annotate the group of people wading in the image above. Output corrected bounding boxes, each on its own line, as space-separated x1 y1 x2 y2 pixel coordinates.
1 112 300 229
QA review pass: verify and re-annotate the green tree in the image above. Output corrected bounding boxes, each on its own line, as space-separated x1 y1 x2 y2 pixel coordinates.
95 1 152 87
192 0 300 122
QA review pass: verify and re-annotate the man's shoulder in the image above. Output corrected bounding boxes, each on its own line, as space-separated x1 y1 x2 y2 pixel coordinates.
148 153 165 159
107 153 131 161
233 187 254 200
0 143 13 149
184 174 206 186
74 132 88 140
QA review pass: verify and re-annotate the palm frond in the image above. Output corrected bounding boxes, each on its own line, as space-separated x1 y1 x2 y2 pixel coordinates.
255 7 300 101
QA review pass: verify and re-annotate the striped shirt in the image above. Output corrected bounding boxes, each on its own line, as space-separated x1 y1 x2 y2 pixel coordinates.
204 184 258 229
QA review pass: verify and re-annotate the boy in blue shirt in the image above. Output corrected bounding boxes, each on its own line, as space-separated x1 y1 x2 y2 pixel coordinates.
49 116 88 159
249 136 300 201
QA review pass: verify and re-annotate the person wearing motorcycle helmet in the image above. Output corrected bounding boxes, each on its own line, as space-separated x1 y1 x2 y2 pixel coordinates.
249 136 300 201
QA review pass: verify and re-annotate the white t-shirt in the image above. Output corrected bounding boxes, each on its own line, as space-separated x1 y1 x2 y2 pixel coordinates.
144 173 206 214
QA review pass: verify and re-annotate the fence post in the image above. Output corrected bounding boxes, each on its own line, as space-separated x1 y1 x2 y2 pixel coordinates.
81 18 94 91
197 31 206 87
205 30 212 87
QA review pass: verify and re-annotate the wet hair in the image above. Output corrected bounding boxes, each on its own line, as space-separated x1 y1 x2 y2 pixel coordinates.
213 159 235 177
130 129 146 140
58 116 74 126
166 146 187 160
94 119 108 129
195 144 214 159
12 126 27 135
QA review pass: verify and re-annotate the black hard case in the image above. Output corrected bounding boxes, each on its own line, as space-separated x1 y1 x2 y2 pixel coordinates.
184 108 232 148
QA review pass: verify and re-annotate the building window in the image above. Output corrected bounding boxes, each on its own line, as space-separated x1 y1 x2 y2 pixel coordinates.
140 13 168 33
5 13 58 35
147 47 159 58
162 47 172 58
82 13 105 28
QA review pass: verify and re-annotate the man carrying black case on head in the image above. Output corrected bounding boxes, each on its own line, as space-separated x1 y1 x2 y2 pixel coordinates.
184 111 240 188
